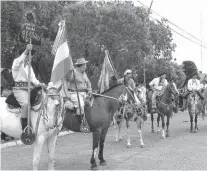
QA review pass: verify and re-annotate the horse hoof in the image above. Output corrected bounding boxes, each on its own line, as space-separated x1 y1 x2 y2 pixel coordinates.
140 144 145 148
91 165 99 170
161 136 165 139
166 133 170 138
151 130 155 133
118 137 123 141
127 144 132 148
194 129 198 133
100 161 107 166
190 130 193 133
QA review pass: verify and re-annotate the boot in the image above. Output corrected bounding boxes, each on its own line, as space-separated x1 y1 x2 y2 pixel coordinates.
21 118 28 132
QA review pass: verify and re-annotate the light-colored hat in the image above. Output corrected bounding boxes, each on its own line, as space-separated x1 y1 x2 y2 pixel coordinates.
124 69 132 76
75 58 89 65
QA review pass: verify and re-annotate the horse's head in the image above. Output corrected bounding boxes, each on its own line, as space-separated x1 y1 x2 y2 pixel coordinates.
43 85 63 129
166 82 179 102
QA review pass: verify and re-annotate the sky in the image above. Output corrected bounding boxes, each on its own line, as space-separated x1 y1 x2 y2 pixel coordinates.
133 0 207 74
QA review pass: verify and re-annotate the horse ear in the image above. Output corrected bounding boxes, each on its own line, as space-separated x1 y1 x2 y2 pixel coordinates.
57 85 62 93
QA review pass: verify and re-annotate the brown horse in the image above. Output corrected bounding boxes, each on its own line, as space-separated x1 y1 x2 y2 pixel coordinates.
62 84 134 170
147 82 179 138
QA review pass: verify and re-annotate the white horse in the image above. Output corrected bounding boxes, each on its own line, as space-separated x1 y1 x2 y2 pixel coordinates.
113 85 147 148
0 85 63 170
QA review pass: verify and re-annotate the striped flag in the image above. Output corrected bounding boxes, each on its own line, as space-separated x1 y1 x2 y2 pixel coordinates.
98 50 115 93
50 20 74 85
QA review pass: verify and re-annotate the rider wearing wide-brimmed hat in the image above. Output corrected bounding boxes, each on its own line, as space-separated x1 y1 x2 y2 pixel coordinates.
65 57 92 120
149 72 168 113
182 72 204 110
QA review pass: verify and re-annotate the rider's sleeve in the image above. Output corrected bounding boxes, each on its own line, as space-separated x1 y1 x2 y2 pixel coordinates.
30 68 40 86
196 80 201 91
12 51 27 72
149 78 156 87
85 73 92 92
187 80 192 91
131 79 136 90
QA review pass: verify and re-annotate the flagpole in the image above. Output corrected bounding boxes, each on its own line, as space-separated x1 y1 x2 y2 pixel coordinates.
27 39 32 134
105 49 118 78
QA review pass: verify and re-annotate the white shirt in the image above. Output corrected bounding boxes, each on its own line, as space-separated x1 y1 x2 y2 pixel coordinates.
149 77 168 91
187 79 201 91
200 83 207 89
12 52 40 85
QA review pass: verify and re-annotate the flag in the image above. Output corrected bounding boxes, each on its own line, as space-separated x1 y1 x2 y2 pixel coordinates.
98 50 115 93
50 20 74 85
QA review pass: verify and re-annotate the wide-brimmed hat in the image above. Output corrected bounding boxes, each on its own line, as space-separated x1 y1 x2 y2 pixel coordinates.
124 69 132 76
75 58 89 65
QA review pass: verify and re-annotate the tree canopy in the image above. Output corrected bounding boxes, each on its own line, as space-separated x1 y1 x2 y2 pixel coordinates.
1 1 185 89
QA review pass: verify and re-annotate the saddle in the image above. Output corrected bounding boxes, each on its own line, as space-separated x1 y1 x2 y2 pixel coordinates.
5 87 42 109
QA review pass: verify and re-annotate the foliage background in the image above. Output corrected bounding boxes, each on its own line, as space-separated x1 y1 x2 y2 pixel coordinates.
1 1 186 89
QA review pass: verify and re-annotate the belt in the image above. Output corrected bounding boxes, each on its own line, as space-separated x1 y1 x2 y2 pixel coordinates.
15 82 34 88
68 89 87 93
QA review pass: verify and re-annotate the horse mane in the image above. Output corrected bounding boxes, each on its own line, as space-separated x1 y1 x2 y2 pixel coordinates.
101 83 124 94
93 83 124 98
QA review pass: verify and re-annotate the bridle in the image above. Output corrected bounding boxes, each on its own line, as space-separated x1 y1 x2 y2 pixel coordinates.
41 87 63 131
160 83 178 106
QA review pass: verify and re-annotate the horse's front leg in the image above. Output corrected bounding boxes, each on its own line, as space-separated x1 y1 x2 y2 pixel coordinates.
47 134 58 170
136 118 144 148
157 114 161 133
166 115 170 137
115 120 123 142
151 113 155 133
194 113 198 132
33 135 45 171
160 115 165 139
190 114 193 133
126 120 132 148
90 129 101 170
98 128 109 166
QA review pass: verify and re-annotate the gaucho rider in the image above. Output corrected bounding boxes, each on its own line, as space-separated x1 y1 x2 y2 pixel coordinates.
182 73 204 110
149 73 168 113
117 69 136 90
65 58 92 122
12 44 46 133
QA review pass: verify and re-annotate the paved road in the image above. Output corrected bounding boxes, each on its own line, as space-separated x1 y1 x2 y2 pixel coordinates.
1 111 207 170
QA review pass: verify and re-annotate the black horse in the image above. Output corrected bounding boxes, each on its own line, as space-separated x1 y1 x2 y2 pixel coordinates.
63 84 134 170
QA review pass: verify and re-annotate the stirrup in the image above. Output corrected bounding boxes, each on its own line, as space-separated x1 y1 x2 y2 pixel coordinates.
20 125 36 145
80 117 90 133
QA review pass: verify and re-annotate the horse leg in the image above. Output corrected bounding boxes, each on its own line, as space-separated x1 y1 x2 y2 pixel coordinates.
157 114 161 133
46 135 58 170
90 129 101 170
166 115 170 137
194 113 198 132
33 136 45 171
160 115 165 139
115 120 123 142
98 128 109 166
151 113 155 133
137 118 144 148
126 120 132 148
190 114 193 133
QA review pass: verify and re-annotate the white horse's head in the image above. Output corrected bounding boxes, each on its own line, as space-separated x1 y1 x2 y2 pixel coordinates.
44 83 63 129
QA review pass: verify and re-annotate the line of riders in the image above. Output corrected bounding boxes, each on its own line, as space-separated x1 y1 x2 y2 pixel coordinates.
4 44 207 141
